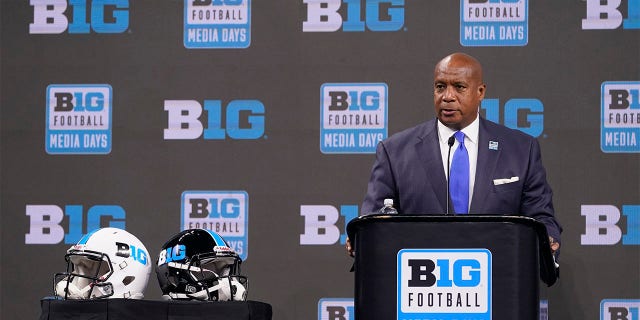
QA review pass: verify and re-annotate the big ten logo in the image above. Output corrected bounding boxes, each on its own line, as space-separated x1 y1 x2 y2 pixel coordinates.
46 84 112 154
320 83 388 153
184 0 251 49
115 241 149 266
460 0 528 46
397 249 491 317
480 98 543 138
30 0 129 34
181 191 248 260
25 204 126 244
302 0 405 32
601 300 640 320
582 0 640 30
318 298 354 320
581 205 640 245
601 81 640 153
164 100 265 140
299 205 358 245
157 244 186 266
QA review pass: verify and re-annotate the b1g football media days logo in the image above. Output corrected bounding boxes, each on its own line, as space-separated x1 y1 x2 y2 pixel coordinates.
601 81 640 153
46 84 112 154
184 0 251 48
601 299 640 320
320 83 388 154
25 204 126 244
460 0 528 46
30 0 129 34
302 0 405 32
397 249 492 320
318 298 354 320
181 191 249 260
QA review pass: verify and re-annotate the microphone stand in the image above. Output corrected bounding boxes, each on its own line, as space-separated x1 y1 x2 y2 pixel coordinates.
446 135 455 215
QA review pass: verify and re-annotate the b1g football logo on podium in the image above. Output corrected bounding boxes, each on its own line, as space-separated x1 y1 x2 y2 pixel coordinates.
320 83 388 154
460 0 528 46
184 0 251 48
181 191 249 260
601 81 640 153
45 84 112 154
397 249 492 320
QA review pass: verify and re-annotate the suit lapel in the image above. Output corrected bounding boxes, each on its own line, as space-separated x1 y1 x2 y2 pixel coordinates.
415 120 448 212
470 118 501 213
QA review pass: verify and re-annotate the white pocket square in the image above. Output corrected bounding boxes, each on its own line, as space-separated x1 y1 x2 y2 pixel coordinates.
493 176 519 185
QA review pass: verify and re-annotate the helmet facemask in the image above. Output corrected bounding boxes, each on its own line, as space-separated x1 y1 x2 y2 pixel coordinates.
164 253 248 301
54 250 114 299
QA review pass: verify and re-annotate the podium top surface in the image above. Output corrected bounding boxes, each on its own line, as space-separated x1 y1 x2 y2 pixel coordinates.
347 214 546 238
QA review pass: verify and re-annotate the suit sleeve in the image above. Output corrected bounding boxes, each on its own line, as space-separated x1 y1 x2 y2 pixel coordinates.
361 141 397 215
521 138 563 243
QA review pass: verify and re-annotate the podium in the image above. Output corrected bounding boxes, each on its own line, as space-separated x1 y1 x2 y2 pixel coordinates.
39 299 272 320
346 215 557 320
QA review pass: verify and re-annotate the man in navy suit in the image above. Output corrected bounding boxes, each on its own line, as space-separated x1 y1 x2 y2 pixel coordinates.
348 52 561 256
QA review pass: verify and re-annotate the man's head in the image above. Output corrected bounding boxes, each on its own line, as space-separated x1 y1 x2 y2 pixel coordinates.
433 52 486 130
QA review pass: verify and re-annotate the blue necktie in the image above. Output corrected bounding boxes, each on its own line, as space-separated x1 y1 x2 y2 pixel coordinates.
450 131 469 214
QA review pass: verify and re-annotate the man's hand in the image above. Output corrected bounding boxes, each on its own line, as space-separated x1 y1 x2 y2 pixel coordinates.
346 237 355 257
549 236 560 255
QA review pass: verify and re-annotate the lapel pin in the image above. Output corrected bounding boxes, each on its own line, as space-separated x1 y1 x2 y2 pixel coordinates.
489 141 499 151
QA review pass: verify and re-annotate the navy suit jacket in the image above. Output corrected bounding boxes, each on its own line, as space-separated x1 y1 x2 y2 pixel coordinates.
361 117 562 242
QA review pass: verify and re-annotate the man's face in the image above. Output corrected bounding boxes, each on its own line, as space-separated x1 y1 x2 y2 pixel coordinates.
433 58 485 130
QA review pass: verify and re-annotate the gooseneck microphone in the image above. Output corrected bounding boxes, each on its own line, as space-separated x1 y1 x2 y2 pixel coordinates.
446 135 455 215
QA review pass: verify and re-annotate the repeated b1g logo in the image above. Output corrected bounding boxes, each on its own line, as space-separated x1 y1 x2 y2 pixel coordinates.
30 0 129 34
320 83 388 153
460 0 528 47
299 205 358 245
601 299 640 320
601 81 639 153
181 191 249 260
302 0 405 32
46 84 112 154
480 98 544 138
582 0 640 30
318 298 354 320
164 99 265 140
25 204 126 244
184 0 251 48
397 249 492 320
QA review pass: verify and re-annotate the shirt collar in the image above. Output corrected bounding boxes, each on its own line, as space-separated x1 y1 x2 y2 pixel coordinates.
437 114 480 145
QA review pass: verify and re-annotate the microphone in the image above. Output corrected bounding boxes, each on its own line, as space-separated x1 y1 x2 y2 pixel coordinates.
446 135 455 215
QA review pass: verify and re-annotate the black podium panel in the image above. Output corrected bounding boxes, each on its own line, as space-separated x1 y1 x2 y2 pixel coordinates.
39 299 272 320
347 215 556 320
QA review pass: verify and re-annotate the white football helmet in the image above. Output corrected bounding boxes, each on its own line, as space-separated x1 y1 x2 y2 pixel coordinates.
53 227 152 300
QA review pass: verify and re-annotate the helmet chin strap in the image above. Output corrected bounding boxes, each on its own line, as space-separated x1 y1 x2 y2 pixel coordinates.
167 278 246 301
56 280 92 299
56 279 115 299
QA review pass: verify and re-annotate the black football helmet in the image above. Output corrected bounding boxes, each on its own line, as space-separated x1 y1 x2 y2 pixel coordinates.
156 229 247 301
